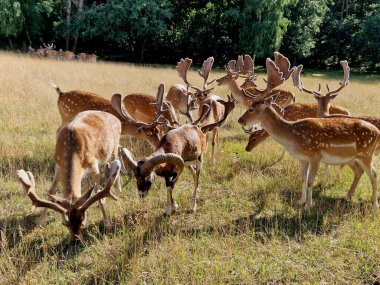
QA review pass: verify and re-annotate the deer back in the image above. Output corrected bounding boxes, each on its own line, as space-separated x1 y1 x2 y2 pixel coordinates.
55 111 121 199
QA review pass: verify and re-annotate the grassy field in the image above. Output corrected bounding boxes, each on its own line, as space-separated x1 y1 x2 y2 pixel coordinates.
0 51 379 284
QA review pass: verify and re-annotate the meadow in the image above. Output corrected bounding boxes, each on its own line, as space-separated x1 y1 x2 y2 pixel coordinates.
0 51 379 284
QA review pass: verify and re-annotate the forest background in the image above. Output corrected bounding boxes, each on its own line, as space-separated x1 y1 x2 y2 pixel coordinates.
0 0 379 70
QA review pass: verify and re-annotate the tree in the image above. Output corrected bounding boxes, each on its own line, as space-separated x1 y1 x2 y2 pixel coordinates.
238 0 297 58
281 0 328 63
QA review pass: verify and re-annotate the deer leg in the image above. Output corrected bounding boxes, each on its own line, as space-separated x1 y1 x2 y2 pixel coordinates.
304 159 321 210
90 165 109 226
111 153 122 196
211 128 218 159
38 164 61 225
188 156 203 213
297 160 309 206
163 174 180 216
321 164 329 181
346 161 364 200
356 158 378 209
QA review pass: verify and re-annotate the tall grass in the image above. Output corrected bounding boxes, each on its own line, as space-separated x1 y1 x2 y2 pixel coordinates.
0 52 379 284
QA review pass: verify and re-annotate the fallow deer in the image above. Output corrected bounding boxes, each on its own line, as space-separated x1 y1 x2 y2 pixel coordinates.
238 59 379 210
17 110 123 241
177 57 224 157
77 53 97 62
51 83 163 147
216 53 295 108
122 86 179 132
113 88 236 215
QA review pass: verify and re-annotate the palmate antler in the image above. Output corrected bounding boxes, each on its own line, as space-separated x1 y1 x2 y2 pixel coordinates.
242 52 295 102
292 60 350 98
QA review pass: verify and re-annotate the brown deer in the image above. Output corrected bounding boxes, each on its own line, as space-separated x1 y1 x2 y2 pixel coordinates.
17 110 123 241
238 59 379 210
51 83 163 147
176 57 225 157
77 53 97 62
216 53 295 108
115 90 236 215
122 87 180 132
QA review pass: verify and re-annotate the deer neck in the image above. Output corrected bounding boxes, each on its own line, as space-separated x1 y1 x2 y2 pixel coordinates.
259 106 293 143
226 80 247 106
61 156 83 201
317 97 331 118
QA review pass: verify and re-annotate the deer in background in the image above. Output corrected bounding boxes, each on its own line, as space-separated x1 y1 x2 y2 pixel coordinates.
51 83 164 147
17 110 123 241
114 88 236 215
216 53 295 108
238 58 379 210
77 53 97 62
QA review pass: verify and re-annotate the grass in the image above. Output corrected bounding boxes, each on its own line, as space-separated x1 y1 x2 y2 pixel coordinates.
0 51 380 284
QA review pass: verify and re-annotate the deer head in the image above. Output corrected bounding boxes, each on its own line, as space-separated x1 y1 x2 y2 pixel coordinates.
16 160 121 241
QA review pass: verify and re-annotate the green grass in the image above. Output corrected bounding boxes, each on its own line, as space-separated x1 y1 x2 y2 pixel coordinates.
0 52 379 284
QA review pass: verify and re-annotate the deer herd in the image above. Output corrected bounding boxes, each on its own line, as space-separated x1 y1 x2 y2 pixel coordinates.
15 52 379 242
28 43 97 62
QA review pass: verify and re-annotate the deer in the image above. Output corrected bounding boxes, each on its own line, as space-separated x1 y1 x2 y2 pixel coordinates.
113 86 236 215
122 88 180 132
238 58 379 210
77 53 97 62
216 53 295 108
51 83 164 147
166 83 197 123
16 110 123 241
176 57 225 157
242 60 351 164
58 49 75 60
42 43 59 58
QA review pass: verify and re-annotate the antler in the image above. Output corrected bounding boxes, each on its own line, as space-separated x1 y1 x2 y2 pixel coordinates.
43 43 55 50
153 83 165 122
292 60 350 98
244 52 294 102
325 60 350 97
78 160 120 212
179 92 195 123
198 57 215 90
242 54 255 77
16 170 67 215
177 58 192 87
201 95 236 133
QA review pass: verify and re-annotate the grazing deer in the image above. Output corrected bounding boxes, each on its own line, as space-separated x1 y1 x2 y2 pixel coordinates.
114 88 236 215
58 49 75 60
177 57 225 157
17 110 123 241
238 59 379 210
51 83 163 147
216 53 295 108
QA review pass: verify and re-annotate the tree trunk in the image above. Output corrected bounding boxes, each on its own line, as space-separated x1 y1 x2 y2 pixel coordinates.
140 37 147 63
72 0 84 52
65 0 72 50
8 37 14 50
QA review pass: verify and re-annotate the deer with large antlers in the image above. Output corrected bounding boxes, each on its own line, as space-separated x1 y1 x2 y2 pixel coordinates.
238 58 379 210
122 86 179 132
177 57 225 157
52 84 163 147
114 87 236 215
242 59 350 162
216 53 295 108
17 110 122 241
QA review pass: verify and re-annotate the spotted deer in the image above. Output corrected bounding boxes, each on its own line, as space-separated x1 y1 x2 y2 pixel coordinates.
238 59 379 210
51 83 163 147
216 53 295 108
17 111 122 241
114 87 236 215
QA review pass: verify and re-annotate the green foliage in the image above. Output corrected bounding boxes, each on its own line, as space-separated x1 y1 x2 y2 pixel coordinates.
281 0 328 60
239 0 296 57
0 0 22 37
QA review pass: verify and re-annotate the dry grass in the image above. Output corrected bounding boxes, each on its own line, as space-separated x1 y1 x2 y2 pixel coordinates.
0 51 379 284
